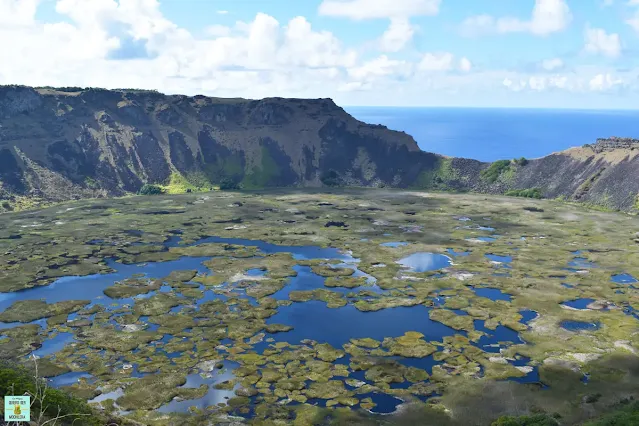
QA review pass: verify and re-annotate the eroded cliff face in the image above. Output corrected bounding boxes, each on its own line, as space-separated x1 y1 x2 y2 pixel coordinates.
1 85 638 212
512 146 639 210
0 85 434 202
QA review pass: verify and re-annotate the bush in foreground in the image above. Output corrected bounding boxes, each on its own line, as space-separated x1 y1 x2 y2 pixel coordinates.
219 178 241 190
138 184 164 195
0 361 102 425
505 188 543 199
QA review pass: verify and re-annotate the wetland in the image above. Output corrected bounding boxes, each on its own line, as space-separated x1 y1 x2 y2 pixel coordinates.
1 189 639 425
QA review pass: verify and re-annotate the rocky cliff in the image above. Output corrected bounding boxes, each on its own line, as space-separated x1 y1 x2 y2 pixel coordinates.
0 85 638 212
0 85 450 205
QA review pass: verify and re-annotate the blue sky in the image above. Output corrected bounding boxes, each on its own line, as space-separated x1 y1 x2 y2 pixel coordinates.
3 0 639 108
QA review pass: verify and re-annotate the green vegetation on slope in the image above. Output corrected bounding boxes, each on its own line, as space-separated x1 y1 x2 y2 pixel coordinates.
161 172 211 194
481 158 530 185
413 158 461 190
505 188 543 199
242 146 282 189
0 362 102 425
481 160 512 184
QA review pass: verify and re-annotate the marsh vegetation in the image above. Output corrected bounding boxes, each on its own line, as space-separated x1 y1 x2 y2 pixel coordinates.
0 189 638 425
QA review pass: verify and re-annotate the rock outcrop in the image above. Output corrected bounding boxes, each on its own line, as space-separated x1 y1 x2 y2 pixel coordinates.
0 85 443 203
585 137 639 153
1 85 639 212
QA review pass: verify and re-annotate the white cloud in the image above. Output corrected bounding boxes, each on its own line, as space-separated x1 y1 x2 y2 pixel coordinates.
461 0 572 36
626 1 639 33
379 17 416 52
416 53 472 73
319 0 437 54
541 58 564 71
0 0 41 26
584 26 621 58
0 0 637 108
318 0 440 20
459 57 472 72
418 52 454 72
347 55 411 81
217 10 228 15
589 73 624 91
205 24 231 37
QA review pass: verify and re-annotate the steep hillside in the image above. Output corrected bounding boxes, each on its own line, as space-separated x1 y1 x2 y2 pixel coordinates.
472 138 639 211
0 85 452 205
0 85 638 212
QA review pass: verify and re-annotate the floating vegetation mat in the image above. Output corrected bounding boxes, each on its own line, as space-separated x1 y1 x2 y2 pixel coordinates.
0 189 638 425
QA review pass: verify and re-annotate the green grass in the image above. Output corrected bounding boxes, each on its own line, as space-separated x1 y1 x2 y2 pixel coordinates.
505 188 543 199
481 160 512 184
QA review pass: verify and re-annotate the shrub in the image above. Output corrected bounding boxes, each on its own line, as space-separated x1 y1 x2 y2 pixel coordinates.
138 184 164 195
481 160 512 184
506 188 543 199
0 360 101 425
584 401 639 425
320 170 342 187
491 414 559 426
514 157 529 166
219 178 241 190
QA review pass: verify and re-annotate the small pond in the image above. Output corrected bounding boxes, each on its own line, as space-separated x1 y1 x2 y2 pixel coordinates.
560 320 601 332
380 242 408 248
612 273 638 284
561 299 595 310
472 287 513 302
396 253 452 272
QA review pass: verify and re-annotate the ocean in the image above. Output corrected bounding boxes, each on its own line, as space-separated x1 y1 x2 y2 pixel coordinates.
344 107 639 162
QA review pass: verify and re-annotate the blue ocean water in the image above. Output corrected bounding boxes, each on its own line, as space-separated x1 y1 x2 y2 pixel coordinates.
344 107 639 162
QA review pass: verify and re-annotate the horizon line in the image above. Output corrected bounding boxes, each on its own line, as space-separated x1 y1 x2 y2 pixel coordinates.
341 105 639 112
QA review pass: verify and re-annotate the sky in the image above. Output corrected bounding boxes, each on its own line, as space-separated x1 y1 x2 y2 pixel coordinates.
1 0 638 109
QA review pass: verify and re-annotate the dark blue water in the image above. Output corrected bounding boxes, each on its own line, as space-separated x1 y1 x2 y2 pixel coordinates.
474 320 523 353
345 107 639 161
519 310 537 324
612 273 638 284
472 287 512 302
0 257 212 313
49 372 94 387
33 332 75 358
447 248 470 257
262 302 456 349
560 320 601 331
562 298 595 310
